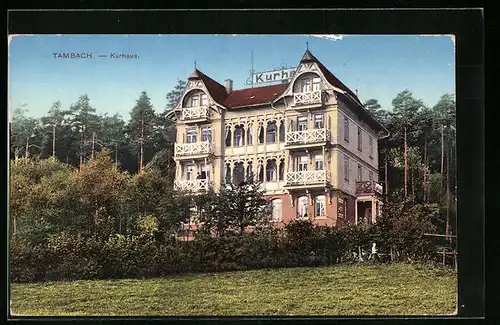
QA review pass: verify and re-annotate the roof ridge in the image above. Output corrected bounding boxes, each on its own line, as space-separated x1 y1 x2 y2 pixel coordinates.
230 83 290 92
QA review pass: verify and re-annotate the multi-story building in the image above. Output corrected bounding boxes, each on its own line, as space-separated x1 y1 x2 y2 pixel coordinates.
167 50 389 230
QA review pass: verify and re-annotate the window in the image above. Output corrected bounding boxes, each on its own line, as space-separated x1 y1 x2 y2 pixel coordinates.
358 126 362 151
257 121 264 144
234 125 245 146
201 127 212 142
191 95 199 107
186 165 195 180
271 199 283 222
344 156 350 181
344 117 349 142
225 164 231 184
358 165 362 182
225 125 232 147
301 79 311 92
257 160 264 182
186 129 197 143
246 162 253 182
279 120 285 142
298 156 308 171
233 162 245 185
369 136 373 158
200 164 210 180
298 116 308 131
266 121 277 143
247 123 253 145
297 196 308 218
266 159 277 182
312 77 321 91
279 159 285 181
315 154 324 171
315 195 326 218
369 170 373 181
200 94 208 106
314 114 324 129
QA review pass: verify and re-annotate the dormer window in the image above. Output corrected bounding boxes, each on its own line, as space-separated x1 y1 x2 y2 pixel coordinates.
191 95 199 107
301 79 311 92
312 77 321 91
200 94 208 106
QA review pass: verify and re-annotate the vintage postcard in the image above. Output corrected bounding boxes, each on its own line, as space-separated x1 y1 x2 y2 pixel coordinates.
9 34 457 317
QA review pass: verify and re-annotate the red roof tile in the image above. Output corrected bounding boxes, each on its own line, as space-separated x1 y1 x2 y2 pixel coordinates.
223 83 289 108
189 69 229 105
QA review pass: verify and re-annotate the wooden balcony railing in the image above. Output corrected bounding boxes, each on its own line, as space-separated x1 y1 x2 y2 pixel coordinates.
356 180 383 195
285 128 330 146
181 105 210 121
174 141 214 158
293 90 324 106
174 179 213 192
285 170 331 187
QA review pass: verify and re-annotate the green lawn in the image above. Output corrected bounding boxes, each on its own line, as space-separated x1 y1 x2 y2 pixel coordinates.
10 263 457 316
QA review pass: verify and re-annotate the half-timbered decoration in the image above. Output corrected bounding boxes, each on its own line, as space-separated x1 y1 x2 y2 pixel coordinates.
167 50 389 229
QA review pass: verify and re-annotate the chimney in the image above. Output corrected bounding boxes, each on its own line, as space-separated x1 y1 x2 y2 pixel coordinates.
224 79 233 93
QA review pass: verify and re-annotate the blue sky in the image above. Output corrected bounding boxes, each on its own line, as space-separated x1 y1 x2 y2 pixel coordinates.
8 34 455 121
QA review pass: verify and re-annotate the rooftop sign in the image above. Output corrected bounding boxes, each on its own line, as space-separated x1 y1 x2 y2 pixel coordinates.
246 67 297 85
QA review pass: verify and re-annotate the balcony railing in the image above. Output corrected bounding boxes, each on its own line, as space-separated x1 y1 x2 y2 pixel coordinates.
285 128 331 146
181 106 210 121
174 179 213 192
174 141 214 158
293 90 324 106
285 170 331 186
356 180 383 195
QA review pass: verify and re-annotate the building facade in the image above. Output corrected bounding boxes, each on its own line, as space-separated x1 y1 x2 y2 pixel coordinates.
167 50 389 230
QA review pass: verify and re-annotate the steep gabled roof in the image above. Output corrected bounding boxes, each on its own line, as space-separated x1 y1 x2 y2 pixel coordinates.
223 83 289 108
188 69 229 106
300 50 362 105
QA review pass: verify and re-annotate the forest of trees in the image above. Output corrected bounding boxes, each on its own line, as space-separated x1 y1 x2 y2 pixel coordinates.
9 85 456 240
9 84 457 282
9 79 187 176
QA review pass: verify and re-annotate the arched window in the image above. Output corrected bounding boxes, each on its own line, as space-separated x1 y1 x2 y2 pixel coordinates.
279 119 285 142
315 195 326 218
266 121 277 143
257 160 264 182
247 122 253 145
279 158 285 181
246 162 253 182
258 121 264 144
233 125 245 147
271 199 283 222
297 196 308 219
225 163 231 184
225 125 232 147
233 162 245 185
266 159 277 182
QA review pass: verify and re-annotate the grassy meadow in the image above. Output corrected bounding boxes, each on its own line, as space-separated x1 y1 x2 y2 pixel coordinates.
10 263 457 317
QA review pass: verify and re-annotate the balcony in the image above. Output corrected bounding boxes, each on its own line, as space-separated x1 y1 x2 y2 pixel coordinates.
285 128 331 149
284 170 331 189
181 106 210 122
174 179 213 193
292 90 325 108
174 141 214 159
356 180 383 196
